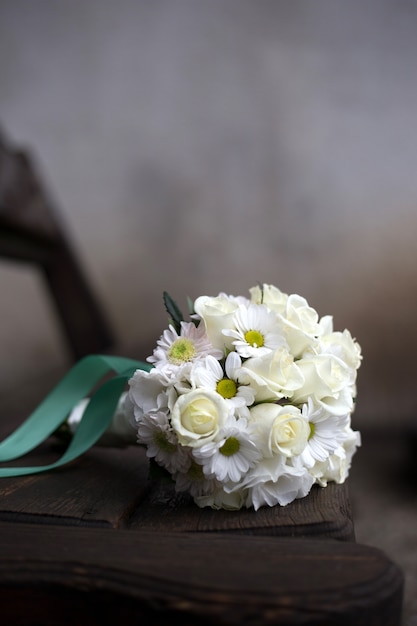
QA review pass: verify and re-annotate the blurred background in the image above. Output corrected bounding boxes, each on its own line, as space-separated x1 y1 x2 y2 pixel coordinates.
1 0 417 430
0 1 417 620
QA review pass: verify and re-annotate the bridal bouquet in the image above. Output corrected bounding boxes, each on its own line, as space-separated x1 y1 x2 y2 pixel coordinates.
121 284 361 511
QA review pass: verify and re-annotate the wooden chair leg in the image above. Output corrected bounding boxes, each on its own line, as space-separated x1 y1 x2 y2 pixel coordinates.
0 128 115 360
42 237 114 359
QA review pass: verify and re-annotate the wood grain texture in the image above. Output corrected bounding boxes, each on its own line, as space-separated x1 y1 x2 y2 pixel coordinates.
0 522 403 626
0 417 404 623
0 430 354 539
128 476 355 540
0 443 150 528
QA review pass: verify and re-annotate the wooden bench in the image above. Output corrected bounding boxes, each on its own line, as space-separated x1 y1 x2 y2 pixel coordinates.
0 412 404 626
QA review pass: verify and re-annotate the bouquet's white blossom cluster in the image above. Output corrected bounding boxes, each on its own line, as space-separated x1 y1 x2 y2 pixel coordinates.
127 284 362 510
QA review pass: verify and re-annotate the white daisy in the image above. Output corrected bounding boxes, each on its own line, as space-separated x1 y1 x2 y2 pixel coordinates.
309 427 361 487
222 303 287 358
147 321 223 374
300 399 350 468
174 459 218 499
137 411 191 474
192 418 261 483
191 353 255 417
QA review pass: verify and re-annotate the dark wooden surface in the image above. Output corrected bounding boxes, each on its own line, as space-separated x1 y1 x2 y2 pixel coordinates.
0 432 355 539
0 410 405 625
0 523 403 626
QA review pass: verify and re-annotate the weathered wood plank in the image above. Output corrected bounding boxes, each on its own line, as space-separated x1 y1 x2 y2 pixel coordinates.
0 522 404 626
0 405 354 537
0 442 150 528
0 430 354 538
128 476 355 539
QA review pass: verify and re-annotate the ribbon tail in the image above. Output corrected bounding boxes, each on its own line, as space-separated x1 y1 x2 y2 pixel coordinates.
0 354 151 476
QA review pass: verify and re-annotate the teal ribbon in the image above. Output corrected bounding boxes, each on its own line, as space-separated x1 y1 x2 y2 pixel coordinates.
0 354 151 477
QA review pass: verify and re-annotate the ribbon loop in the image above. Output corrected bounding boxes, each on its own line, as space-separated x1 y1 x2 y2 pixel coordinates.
0 355 150 477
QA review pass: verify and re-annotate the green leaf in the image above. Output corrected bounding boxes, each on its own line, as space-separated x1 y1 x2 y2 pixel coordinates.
187 295 199 326
187 296 195 315
163 291 184 334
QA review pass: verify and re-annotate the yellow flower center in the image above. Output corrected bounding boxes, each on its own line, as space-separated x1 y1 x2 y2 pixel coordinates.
188 459 205 480
220 436 240 457
308 422 315 440
153 430 177 453
216 378 237 399
168 337 196 364
244 329 264 348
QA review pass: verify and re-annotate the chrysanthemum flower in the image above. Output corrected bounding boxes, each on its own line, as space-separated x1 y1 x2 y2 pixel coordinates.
192 418 261 483
128 368 170 421
308 427 361 487
223 303 287 358
300 399 350 468
147 321 223 373
191 352 255 417
137 411 191 474
174 459 218 499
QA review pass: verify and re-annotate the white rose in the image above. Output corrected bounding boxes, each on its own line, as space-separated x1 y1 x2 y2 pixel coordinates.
170 389 229 448
279 294 323 357
318 315 333 334
291 354 355 415
195 487 246 510
249 403 309 457
316 329 362 371
239 347 304 402
249 283 288 314
193 294 240 351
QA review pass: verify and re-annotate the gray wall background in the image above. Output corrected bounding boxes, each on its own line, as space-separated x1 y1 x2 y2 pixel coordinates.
1 0 417 428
